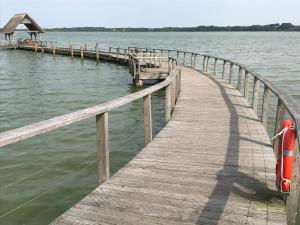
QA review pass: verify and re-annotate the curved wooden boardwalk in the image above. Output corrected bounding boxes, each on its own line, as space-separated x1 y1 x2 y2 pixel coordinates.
52 66 286 225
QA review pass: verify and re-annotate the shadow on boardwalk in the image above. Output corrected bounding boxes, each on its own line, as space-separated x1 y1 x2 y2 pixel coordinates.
197 76 282 225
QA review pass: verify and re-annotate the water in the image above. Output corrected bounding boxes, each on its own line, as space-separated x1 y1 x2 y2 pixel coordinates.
0 32 299 225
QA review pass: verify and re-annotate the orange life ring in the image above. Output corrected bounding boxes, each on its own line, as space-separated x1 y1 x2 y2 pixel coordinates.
276 119 296 193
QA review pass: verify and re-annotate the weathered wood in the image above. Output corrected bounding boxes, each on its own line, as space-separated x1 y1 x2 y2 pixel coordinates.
95 42 99 62
244 71 249 100
252 77 259 113
206 56 210 73
70 44 74 58
261 86 271 128
203 56 207 72
176 51 179 62
96 112 110 184
214 58 217 76
237 66 243 90
80 46 84 60
34 43 37 52
274 99 286 150
222 60 226 79
144 94 152 145
52 45 56 56
165 84 172 123
229 63 234 84
183 52 186 65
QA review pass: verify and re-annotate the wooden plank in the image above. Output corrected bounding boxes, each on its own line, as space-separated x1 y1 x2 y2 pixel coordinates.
222 60 226 79
244 71 249 100
96 112 110 184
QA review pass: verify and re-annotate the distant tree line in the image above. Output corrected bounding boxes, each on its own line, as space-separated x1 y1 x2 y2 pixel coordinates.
45 23 300 32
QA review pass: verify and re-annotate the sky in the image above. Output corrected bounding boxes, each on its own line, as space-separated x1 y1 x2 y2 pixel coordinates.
0 0 300 28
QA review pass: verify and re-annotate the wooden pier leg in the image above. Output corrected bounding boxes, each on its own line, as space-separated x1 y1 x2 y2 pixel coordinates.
96 112 110 184
117 47 120 60
261 86 270 128
252 77 259 113
165 84 172 123
35 43 38 53
144 94 152 145
95 42 99 62
214 58 217 76
222 60 226 80
53 45 56 56
41 46 44 54
109 47 112 60
70 44 74 58
237 66 243 90
80 46 84 60
229 63 234 84
244 71 249 100
84 43 87 51
274 99 286 151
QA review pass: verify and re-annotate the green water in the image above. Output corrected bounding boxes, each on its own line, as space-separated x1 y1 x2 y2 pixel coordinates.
0 32 300 225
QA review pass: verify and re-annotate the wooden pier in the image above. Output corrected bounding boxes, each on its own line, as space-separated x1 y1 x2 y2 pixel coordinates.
1 43 300 225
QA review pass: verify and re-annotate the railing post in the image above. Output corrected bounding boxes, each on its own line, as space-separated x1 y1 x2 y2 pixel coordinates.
183 52 186 65
165 84 172 123
252 77 259 113
176 51 179 62
203 56 206 72
80 46 84 60
168 58 171 74
95 42 99 62
214 58 217 76
244 71 249 100
206 57 210 73
261 86 270 128
222 60 226 79
96 112 110 184
144 94 152 145
237 66 243 90
168 50 170 58
274 99 286 151
229 63 234 84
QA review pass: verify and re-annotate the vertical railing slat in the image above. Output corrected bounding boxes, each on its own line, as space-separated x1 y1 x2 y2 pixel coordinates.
96 112 110 184
144 94 152 145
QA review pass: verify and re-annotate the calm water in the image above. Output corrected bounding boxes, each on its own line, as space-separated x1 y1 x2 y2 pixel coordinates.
0 32 299 225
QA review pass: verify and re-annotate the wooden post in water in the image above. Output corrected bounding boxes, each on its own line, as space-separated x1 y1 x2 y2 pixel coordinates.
95 42 100 62
237 66 243 90
109 47 112 60
252 77 259 113
117 47 120 60
34 43 38 53
261 86 270 128
41 45 44 54
84 43 87 51
229 63 234 84
244 71 249 100
144 94 152 145
80 46 84 60
222 60 226 79
52 45 56 56
96 112 110 184
165 84 172 123
214 58 217 76
70 44 74 58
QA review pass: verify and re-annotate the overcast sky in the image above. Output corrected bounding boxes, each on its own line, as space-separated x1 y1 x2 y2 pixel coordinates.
0 0 300 28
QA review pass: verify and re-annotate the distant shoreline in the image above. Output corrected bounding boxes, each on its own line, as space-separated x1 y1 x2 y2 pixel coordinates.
42 23 300 32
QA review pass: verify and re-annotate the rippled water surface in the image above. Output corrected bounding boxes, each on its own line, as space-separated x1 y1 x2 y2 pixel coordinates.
0 32 299 225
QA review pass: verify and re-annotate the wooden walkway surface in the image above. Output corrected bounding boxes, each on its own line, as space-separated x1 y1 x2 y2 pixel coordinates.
52 66 286 225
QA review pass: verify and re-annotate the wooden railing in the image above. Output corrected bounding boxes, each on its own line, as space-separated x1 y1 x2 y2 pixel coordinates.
0 55 181 184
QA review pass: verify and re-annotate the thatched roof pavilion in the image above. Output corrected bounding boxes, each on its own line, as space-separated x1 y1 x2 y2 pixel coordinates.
1 13 44 40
